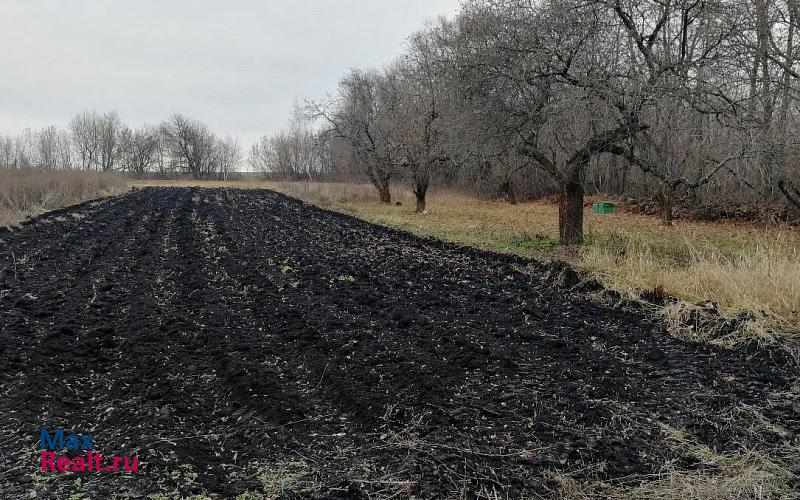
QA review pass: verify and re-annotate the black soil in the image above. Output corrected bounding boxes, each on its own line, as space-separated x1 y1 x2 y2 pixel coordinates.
0 188 797 498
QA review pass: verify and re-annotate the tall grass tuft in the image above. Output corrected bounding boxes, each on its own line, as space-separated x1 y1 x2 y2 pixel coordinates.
582 233 800 339
0 168 128 226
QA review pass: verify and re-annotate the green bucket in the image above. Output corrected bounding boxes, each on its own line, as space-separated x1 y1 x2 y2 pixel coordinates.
591 201 615 214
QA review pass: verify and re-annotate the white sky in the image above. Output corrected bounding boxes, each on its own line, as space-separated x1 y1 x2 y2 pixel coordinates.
0 0 460 147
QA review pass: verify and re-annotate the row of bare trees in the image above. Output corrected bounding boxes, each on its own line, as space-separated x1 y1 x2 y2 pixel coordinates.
278 0 800 243
0 112 242 179
249 113 337 180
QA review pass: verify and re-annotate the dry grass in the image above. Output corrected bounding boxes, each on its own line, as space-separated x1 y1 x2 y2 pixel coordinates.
551 421 796 499
131 178 272 190
133 179 800 339
0 168 128 227
553 452 792 500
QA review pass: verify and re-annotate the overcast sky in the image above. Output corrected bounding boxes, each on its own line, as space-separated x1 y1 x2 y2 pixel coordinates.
0 0 460 147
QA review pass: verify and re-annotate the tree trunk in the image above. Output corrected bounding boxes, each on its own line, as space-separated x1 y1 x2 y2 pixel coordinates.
558 178 584 245
368 164 392 204
662 196 673 226
413 174 429 213
378 186 391 204
658 186 674 226
415 194 426 213
501 178 517 204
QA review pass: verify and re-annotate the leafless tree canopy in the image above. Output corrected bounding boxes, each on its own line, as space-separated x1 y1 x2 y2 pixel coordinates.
249 112 334 181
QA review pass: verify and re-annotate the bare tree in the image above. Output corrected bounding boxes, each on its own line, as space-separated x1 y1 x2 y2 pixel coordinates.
309 69 403 203
598 0 744 224
453 0 642 244
249 135 274 177
249 126 330 180
36 125 60 170
215 135 242 181
0 135 13 168
120 125 160 175
70 111 102 170
98 111 123 171
161 113 219 179
12 129 37 169
392 27 454 213
56 129 73 170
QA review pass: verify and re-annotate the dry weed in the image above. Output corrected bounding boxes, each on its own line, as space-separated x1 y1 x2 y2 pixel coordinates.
0 168 127 226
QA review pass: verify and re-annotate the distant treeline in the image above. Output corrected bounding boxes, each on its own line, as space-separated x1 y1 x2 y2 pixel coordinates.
0 112 242 181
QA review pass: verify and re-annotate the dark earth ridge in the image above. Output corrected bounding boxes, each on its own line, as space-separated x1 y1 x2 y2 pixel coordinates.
0 187 797 498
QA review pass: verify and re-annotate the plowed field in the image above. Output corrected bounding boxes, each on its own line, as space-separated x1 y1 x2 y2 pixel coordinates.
0 188 796 498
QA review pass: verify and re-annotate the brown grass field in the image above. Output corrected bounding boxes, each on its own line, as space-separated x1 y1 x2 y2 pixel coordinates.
0 169 128 227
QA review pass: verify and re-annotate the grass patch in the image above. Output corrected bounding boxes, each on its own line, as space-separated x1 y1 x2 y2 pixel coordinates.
496 233 558 253
254 460 315 497
0 168 128 226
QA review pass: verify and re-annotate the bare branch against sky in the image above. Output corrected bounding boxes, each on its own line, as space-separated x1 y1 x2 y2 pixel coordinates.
0 0 460 146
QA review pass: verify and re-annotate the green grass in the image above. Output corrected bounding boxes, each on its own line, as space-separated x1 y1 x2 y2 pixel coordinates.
495 233 558 253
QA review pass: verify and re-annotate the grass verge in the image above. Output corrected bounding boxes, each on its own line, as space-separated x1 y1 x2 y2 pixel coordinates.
0 168 128 227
